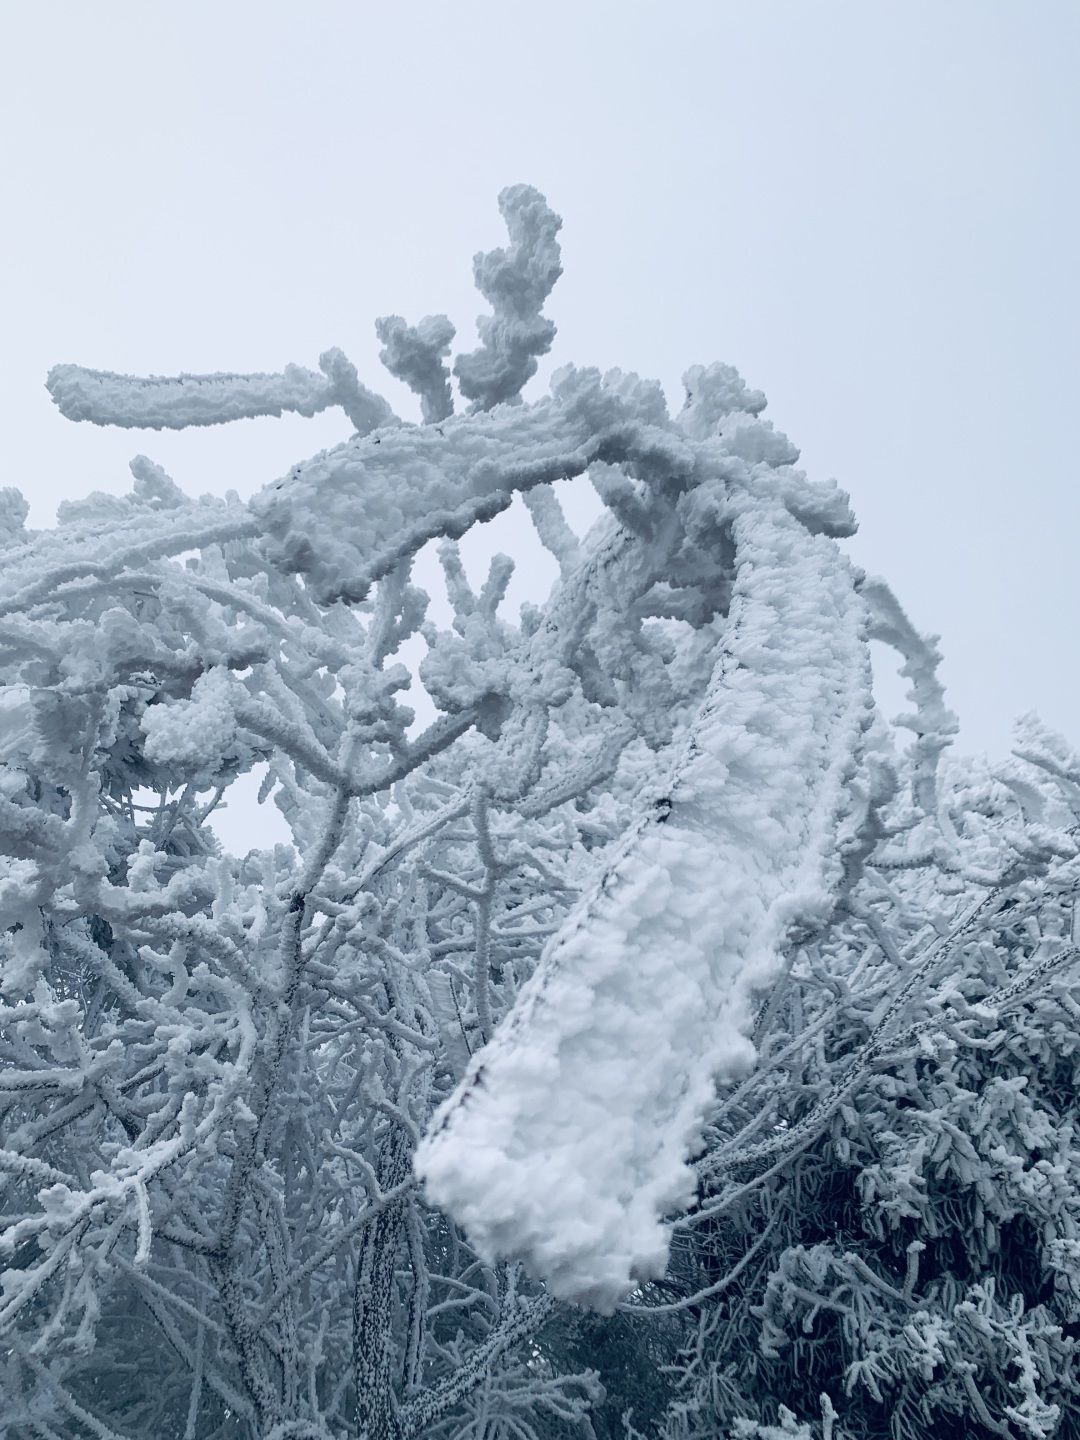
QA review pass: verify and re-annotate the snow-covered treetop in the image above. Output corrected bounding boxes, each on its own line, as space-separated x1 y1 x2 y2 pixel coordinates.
3 187 1076 1380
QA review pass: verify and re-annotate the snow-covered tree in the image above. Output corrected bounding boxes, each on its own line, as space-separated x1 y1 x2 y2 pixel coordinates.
1 186 1078 1440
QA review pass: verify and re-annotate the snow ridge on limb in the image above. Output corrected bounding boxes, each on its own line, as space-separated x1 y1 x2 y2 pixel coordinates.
416 497 874 1311
46 347 394 435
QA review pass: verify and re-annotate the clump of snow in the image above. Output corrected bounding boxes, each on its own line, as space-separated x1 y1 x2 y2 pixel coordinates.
142 667 239 769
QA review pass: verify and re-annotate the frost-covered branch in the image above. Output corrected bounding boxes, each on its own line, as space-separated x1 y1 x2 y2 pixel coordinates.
47 348 395 435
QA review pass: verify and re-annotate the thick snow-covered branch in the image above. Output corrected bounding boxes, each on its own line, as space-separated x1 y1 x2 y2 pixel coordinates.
416 499 873 1309
376 313 456 424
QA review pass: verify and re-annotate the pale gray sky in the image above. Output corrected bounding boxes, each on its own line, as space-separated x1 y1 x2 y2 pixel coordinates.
3 2 1078 784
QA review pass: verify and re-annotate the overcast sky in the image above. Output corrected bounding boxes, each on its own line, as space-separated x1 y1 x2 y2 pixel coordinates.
3 3 1078 790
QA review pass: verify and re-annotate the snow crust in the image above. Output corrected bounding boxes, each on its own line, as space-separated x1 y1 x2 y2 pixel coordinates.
416 498 873 1310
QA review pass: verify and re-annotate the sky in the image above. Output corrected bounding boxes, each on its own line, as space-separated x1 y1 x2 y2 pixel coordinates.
2 2 1078 831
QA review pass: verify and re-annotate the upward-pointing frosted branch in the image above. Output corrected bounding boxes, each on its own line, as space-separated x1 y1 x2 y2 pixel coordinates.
454 184 563 411
862 576 958 812
376 313 456 424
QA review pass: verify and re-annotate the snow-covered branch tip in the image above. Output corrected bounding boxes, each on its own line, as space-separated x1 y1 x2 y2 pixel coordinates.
46 350 395 435
375 312 456 424
453 183 563 411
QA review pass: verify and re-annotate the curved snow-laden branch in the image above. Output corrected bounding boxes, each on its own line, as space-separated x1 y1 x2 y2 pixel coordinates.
416 497 873 1310
454 184 562 411
251 363 855 607
46 348 394 435
861 575 958 812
